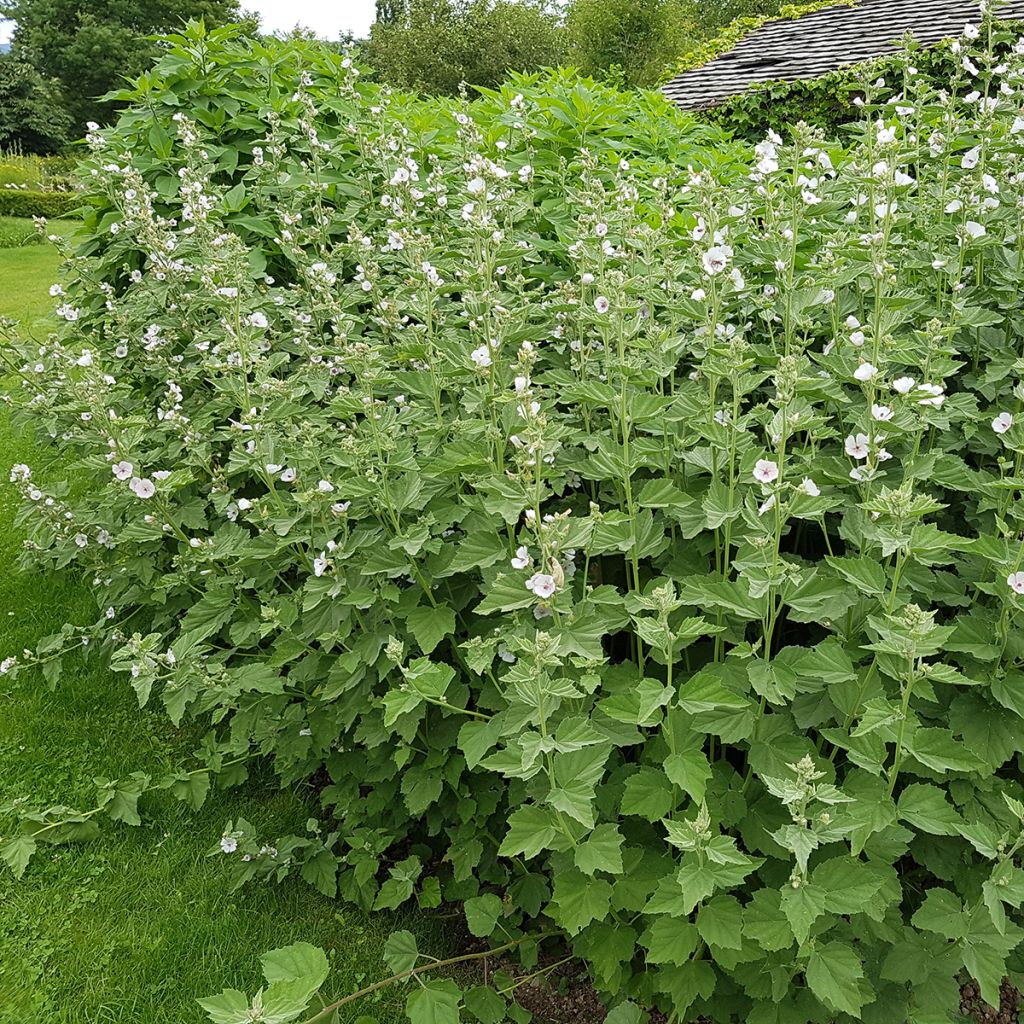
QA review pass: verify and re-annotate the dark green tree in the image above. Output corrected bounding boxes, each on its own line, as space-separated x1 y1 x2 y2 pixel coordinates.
563 0 699 88
366 0 563 95
0 0 250 133
0 52 72 153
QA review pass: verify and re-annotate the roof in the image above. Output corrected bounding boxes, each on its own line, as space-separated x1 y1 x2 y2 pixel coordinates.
663 0 1024 111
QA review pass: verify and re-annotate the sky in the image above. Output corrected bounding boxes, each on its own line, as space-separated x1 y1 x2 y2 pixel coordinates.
0 0 378 44
244 0 377 39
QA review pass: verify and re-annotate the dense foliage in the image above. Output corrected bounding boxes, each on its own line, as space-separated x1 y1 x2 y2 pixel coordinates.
6 14 1024 1024
366 0 785 94
0 0 249 136
365 0 565 96
0 52 72 154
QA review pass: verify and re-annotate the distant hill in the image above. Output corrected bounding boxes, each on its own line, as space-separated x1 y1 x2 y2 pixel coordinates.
0 43 11 54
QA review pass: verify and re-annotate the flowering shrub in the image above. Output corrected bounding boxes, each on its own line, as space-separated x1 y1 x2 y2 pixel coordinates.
6 12 1024 1024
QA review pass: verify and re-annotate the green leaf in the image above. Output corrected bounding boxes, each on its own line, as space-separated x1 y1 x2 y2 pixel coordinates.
383 930 419 974
664 748 712 804
620 767 673 821
574 823 625 876
696 894 744 950
780 882 826 945
405 604 456 655
406 979 462 1024
604 1003 644 1024
549 867 613 935
0 835 36 878
464 893 502 937
464 985 507 1024
641 916 699 965
260 943 329 995
197 989 251 1024
499 804 568 859
897 783 962 836
991 672 1024 719
742 888 793 952
812 858 892 921
905 728 987 774
912 888 965 940
806 941 867 1018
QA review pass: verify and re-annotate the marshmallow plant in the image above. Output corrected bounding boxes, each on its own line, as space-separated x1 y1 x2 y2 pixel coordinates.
5 10 1024 1024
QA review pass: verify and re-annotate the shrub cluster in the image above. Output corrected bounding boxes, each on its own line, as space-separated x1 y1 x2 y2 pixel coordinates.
5 15 1024 1024
0 187 78 218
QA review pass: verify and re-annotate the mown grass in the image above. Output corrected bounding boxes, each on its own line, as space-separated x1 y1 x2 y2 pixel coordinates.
0 235 440 1024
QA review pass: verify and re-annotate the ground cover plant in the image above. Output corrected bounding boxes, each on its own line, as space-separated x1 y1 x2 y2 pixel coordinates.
3 11 1024 1024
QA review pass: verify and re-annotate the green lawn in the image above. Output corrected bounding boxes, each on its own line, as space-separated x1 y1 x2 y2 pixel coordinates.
0 236 438 1023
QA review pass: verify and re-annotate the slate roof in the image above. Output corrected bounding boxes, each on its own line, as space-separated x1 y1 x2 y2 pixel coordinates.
662 0 1024 111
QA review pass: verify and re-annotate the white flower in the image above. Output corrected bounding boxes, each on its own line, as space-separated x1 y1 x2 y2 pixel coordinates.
850 331 866 347
280 467 296 483
129 477 156 499
916 383 945 407
758 494 776 516
798 478 820 497
511 545 530 569
313 555 329 577
964 221 986 239
317 480 334 493
220 836 238 854
594 295 610 314
702 245 733 276
581 272 595 286
876 124 896 145
854 362 879 382
691 288 706 301
525 572 557 599
514 376 530 394
467 176 486 195
753 459 779 484
1008 572 1024 595
845 315 860 329
247 311 269 328
892 376 916 394
961 145 982 169
992 411 1014 434
845 434 870 459
9 464 30 483
871 403 894 421
595 222 608 237
112 461 133 480
945 199 963 213
471 345 492 369
0 657 16 674
265 463 283 474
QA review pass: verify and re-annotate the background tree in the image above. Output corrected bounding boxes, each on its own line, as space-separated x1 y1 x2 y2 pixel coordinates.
0 0 251 135
563 0 700 88
366 0 563 95
0 51 72 153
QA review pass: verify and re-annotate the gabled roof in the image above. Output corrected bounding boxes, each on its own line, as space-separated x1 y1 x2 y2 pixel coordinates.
663 0 1024 111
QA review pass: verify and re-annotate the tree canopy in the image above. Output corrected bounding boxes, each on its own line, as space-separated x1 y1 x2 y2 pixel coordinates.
0 0 248 133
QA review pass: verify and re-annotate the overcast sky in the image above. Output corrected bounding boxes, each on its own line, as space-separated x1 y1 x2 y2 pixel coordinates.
0 1 378 44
